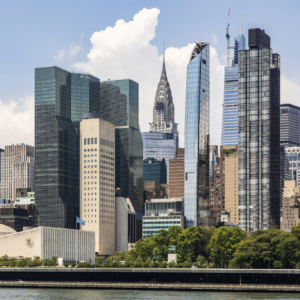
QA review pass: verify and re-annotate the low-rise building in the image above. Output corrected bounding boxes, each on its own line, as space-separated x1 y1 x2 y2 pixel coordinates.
0 227 95 263
143 198 184 238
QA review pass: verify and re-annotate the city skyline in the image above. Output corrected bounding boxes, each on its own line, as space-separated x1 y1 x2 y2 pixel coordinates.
1 1 300 149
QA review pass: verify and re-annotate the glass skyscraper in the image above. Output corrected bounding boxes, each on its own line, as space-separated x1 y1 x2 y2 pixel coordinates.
100 80 143 214
238 29 280 232
221 32 246 146
143 157 167 187
35 67 100 228
142 132 178 183
184 42 210 227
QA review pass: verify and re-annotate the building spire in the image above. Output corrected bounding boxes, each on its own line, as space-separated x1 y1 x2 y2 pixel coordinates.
163 41 165 68
240 14 242 35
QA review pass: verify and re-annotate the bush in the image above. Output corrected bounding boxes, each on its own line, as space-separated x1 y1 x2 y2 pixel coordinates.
183 261 192 268
31 257 42 267
142 261 149 268
77 262 92 268
17 258 32 268
150 261 160 268
159 262 167 268
63 262 69 268
134 261 142 268
95 257 103 268
168 261 176 268
176 263 183 268
9 258 17 268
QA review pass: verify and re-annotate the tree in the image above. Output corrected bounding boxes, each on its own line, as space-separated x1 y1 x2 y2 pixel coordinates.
209 227 246 267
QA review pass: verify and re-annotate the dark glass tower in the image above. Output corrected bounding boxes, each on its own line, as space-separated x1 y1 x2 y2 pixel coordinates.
35 67 100 228
184 42 210 227
100 80 143 214
238 29 280 232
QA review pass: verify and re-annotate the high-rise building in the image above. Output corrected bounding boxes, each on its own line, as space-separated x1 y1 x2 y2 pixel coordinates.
35 66 100 229
184 42 211 227
224 149 239 225
143 158 167 187
149 53 178 134
238 29 280 232
0 144 35 202
169 148 185 198
100 79 143 215
0 149 3 182
209 145 219 182
142 132 178 183
80 113 115 255
280 103 300 147
285 146 300 184
221 26 246 146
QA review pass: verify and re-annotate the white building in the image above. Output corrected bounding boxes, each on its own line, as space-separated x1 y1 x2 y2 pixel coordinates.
80 113 115 256
0 144 35 202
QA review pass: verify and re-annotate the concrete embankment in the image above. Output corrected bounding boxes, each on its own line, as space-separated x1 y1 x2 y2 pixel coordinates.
1 281 300 292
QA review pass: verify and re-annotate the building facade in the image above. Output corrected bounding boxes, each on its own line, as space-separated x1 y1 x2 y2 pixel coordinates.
142 132 178 183
35 67 100 229
209 146 219 183
184 42 210 227
143 158 167 187
143 198 184 238
0 207 32 232
238 29 281 232
285 146 300 184
169 148 185 198
0 144 35 202
0 149 3 182
100 79 143 215
80 113 115 255
221 31 246 146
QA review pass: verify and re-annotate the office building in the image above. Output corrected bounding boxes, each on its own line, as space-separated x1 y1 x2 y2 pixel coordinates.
143 181 168 202
149 51 178 134
100 80 143 215
238 29 280 232
221 28 246 146
115 189 136 252
280 103 300 147
285 146 300 183
80 113 115 255
0 207 32 232
209 146 219 182
35 67 100 229
143 198 184 238
143 158 167 187
169 148 184 198
0 144 35 202
0 149 3 182
0 227 95 263
224 149 239 225
184 42 210 227
209 145 238 222
142 132 178 183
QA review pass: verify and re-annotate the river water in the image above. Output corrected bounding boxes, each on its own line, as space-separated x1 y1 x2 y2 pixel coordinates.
0 289 300 300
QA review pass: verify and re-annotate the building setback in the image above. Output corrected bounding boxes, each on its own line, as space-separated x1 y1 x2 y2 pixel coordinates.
238 28 280 232
80 113 115 255
0 144 35 202
169 148 184 198
100 80 143 215
35 67 100 229
184 42 211 227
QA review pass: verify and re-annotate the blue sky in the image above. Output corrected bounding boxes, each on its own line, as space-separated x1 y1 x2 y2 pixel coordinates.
0 0 299 148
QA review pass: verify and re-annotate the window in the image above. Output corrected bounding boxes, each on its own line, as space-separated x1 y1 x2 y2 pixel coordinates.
91 138 94 145
84 138 86 145
95 138 97 144
88 138 90 145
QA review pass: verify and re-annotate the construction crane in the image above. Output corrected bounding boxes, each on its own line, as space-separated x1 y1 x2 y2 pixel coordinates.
226 8 230 66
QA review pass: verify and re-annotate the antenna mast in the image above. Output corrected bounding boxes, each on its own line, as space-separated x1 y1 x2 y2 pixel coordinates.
226 8 230 66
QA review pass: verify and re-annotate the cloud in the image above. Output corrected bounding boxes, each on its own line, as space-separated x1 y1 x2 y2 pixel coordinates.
281 75 300 105
54 45 82 60
0 95 34 149
212 34 218 43
75 7 225 147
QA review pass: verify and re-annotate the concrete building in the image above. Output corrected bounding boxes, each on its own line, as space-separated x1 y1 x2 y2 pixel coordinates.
0 224 16 236
14 191 35 206
169 148 184 198
0 144 35 202
143 198 184 238
209 145 238 222
80 113 115 256
281 181 300 232
143 181 168 202
224 150 239 225
0 207 32 232
115 189 136 252
0 227 95 263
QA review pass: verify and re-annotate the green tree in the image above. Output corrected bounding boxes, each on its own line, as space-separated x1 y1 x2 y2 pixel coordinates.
209 227 246 267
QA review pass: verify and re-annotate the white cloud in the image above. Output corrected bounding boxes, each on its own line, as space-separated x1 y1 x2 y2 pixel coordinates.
54 45 82 60
54 49 66 60
75 7 225 147
0 95 34 149
212 34 218 43
69 45 82 57
281 75 300 105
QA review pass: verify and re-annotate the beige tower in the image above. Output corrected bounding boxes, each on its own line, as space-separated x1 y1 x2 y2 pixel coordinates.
80 113 115 255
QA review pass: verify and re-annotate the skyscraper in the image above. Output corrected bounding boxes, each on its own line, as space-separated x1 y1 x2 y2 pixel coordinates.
100 79 143 214
184 42 210 227
35 66 100 228
149 52 178 134
238 29 280 232
221 25 246 146
280 103 300 147
0 144 35 202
